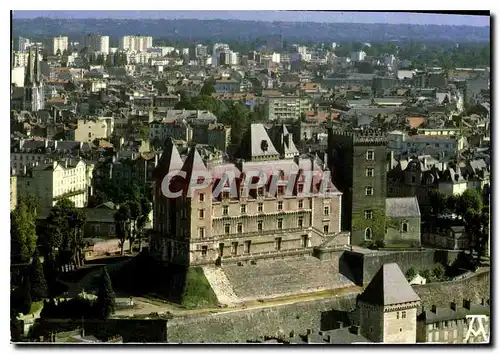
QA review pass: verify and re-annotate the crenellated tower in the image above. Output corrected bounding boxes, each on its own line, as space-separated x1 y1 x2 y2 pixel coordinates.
327 128 388 245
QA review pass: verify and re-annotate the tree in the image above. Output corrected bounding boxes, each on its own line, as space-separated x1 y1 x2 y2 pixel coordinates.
29 253 48 301
405 267 417 281
95 268 116 319
114 205 131 255
432 264 446 280
428 190 447 215
127 200 141 252
420 269 432 281
136 198 152 252
457 189 483 217
11 200 37 264
18 278 32 315
200 77 216 96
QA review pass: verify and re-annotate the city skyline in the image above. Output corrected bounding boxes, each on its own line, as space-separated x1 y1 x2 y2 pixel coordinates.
13 10 490 27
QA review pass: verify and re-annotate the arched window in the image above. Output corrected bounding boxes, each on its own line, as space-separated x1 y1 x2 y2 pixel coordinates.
365 228 372 240
402 222 409 233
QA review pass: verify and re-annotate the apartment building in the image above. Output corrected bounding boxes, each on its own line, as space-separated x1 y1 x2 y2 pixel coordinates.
119 36 153 52
150 124 344 267
16 159 94 211
388 130 465 159
83 34 110 54
417 301 490 343
70 117 114 143
50 36 69 55
266 95 312 121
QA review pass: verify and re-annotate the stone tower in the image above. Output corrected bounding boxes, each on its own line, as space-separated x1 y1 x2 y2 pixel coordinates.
358 263 421 343
327 128 388 245
23 46 45 112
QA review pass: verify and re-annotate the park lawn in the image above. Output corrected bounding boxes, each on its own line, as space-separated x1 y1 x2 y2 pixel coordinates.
181 267 218 309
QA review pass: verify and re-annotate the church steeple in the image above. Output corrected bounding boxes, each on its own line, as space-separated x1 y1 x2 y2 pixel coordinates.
24 46 41 87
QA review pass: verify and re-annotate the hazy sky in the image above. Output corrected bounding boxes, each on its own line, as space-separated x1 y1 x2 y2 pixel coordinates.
13 11 490 27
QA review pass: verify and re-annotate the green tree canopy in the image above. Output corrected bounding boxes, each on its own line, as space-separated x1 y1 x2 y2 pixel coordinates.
95 268 116 319
30 252 48 301
11 199 38 263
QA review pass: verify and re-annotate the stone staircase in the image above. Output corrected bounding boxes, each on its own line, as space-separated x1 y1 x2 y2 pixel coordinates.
202 266 241 307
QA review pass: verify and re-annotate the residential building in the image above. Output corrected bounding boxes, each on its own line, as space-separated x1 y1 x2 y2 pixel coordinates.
195 44 208 57
385 197 421 247
150 124 344 267
83 34 110 54
417 300 490 343
119 36 153 52
387 130 465 159
358 263 421 343
214 79 241 93
70 117 114 143
16 159 94 211
266 96 312 121
110 152 159 187
50 36 69 55
18 37 31 52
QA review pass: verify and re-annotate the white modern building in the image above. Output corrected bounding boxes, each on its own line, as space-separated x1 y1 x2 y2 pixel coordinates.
119 36 153 52
50 36 69 55
83 34 110 54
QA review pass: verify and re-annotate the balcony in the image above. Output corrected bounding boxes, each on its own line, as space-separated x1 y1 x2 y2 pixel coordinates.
53 188 86 201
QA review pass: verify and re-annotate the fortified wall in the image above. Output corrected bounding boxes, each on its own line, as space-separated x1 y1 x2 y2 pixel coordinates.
166 269 489 343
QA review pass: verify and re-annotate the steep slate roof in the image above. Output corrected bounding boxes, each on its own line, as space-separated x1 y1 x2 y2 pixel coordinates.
358 263 421 306
386 197 421 218
152 138 183 180
250 124 280 158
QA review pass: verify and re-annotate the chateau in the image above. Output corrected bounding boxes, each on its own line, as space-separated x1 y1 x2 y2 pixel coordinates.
151 124 346 266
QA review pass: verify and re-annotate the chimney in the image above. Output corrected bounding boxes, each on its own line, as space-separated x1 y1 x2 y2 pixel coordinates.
54 140 58 150
451 302 457 311
463 300 471 310
431 305 437 313
80 328 85 338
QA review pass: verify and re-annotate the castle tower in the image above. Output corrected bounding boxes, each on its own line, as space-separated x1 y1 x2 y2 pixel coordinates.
23 46 44 112
327 128 388 245
358 263 421 343
151 138 184 263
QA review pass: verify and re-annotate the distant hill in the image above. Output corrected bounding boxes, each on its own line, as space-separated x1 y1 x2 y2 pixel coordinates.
12 18 490 44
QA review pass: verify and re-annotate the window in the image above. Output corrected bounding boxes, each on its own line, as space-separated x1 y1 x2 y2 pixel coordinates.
277 218 283 230
365 186 373 196
277 201 283 211
366 150 374 160
257 220 263 231
224 223 230 234
222 206 229 216
324 225 329 234
237 223 243 233
411 175 416 183
222 191 230 200
88 132 92 138
231 242 238 255
257 187 264 196
324 206 330 216
199 227 205 239
365 210 373 220
199 193 205 202
298 200 304 209
244 240 251 254
278 186 285 195
275 237 282 251
402 222 408 232
201 246 208 256
298 216 304 228
396 312 400 319
258 203 263 212
240 205 247 214
365 228 372 240
366 168 374 177
199 209 205 218
402 311 406 319
298 184 304 193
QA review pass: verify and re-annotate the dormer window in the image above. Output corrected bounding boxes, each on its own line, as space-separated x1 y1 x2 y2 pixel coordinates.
261 140 269 152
